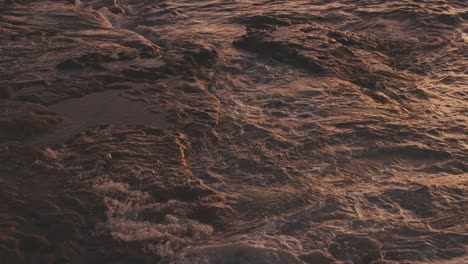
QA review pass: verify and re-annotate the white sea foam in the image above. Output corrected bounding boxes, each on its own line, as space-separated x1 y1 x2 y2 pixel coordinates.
93 180 213 257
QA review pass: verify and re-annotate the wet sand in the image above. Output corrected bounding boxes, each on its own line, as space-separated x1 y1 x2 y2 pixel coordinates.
0 0 467 263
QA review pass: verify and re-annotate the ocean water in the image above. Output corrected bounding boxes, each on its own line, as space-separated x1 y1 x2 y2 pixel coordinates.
0 0 467 263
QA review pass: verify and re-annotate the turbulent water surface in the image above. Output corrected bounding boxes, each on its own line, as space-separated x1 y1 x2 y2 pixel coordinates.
1 0 467 263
